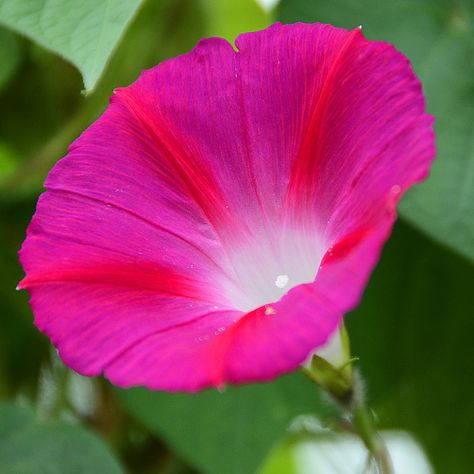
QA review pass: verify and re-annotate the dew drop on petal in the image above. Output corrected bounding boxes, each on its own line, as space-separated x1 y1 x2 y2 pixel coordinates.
391 184 401 194
264 305 276 316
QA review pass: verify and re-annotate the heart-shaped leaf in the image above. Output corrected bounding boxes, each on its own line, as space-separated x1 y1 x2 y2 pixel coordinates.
0 402 124 474
0 0 145 92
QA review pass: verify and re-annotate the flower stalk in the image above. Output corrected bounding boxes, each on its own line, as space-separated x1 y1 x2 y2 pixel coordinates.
351 404 393 474
304 326 393 474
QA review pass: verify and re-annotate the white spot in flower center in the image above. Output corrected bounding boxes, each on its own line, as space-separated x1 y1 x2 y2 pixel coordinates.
275 274 289 289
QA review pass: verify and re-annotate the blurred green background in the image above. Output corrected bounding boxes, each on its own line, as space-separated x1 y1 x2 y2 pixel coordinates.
0 0 472 473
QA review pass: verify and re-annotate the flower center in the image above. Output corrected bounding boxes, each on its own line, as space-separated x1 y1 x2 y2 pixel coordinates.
224 227 326 312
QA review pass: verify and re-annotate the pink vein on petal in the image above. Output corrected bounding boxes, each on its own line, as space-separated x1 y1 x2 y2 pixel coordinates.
18 263 214 302
285 27 362 214
115 88 238 235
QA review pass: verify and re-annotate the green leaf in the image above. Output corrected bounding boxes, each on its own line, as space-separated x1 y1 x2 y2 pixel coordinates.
118 372 336 474
0 0 209 199
202 0 270 41
0 402 124 474
344 221 474 473
277 0 474 263
0 142 20 184
0 0 145 92
259 440 297 474
0 26 21 91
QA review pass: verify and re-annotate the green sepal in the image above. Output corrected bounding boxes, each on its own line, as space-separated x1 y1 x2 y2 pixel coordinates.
305 355 354 406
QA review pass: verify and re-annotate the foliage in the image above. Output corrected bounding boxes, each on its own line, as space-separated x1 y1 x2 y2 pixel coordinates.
0 402 123 474
118 372 335 474
0 0 145 92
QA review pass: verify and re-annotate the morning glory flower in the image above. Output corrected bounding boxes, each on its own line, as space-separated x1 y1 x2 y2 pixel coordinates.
19 23 435 392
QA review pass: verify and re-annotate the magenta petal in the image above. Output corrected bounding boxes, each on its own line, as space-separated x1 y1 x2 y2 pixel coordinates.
19 22 434 391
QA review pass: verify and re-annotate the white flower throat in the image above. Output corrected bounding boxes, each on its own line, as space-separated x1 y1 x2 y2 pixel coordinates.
224 226 325 312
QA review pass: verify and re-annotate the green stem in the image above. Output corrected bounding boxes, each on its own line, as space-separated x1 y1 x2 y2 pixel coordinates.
304 325 394 473
351 404 393 474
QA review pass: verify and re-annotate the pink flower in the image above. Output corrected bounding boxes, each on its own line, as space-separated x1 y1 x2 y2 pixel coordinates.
19 23 435 392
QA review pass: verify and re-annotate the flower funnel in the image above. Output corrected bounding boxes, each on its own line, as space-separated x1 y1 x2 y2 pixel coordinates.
19 23 435 392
